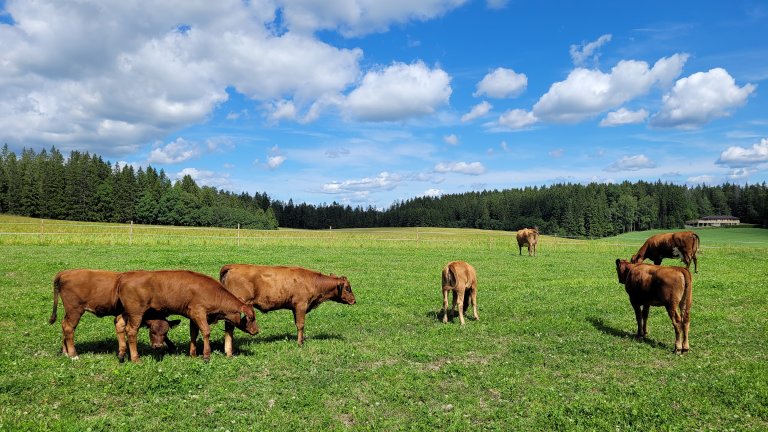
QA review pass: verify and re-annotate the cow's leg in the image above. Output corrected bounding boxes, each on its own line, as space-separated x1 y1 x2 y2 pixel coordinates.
664 305 683 354
292 305 307 346
470 286 479 321
114 315 128 363
653 258 662 265
455 287 466 325
692 254 698 273
528 245 532 256
518 245 522 255
61 309 83 359
442 288 450 323
224 322 235 357
532 243 536 257
631 303 643 338
125 312 143 363
641 305 650 337
189 321 199 357
681 300 691 353
188 309 212 361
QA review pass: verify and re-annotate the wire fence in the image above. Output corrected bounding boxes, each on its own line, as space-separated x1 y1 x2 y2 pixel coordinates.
0 218 763 250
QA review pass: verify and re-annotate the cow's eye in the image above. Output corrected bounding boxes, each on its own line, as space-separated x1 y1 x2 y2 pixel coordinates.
345 287 351 293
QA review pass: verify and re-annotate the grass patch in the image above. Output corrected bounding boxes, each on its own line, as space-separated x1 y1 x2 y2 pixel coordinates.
0 217 766 430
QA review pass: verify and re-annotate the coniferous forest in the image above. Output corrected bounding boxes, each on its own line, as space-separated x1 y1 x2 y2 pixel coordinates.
2 146 766 236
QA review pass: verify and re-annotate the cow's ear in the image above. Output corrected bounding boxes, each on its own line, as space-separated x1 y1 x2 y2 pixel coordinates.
168 319 181 329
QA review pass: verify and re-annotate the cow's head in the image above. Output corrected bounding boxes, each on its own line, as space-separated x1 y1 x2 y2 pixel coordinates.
615 259 632 284
238 305 260 335
145 319 180 349
630 253 643 264
335 276 356 305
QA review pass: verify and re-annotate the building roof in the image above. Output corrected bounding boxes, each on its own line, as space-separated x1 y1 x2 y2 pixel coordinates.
700 215 739 220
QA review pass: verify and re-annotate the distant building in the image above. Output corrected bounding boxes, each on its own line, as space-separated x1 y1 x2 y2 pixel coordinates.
685 215 740 227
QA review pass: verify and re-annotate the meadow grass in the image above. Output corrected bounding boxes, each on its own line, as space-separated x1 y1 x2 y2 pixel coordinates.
0 216 766 430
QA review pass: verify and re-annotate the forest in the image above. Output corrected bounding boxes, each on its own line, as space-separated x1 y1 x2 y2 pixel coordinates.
2 146 766 237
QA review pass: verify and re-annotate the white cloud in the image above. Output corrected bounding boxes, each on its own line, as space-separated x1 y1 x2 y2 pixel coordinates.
422 188 443 197
533 54 689 123
486 0 509 9
267 155 287 170
500 141 510 152
443 134 459 145
325 147 351 158
434 161 486 175
461 101 492 122
473 68 527 98
321 172 403 193
727 168 756 180
605 154 656 172
498 109 538 129
268 100 298 123
650 68 757 129
148 138 200 164
277 0 468 37
549 149 564 158
600 108 649 127
343 61 452 121
570 34 612 67
716 138 768 167
687 175 715 185
175 167 232 189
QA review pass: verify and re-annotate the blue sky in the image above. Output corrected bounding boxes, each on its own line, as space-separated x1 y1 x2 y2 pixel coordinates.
1 0 766 208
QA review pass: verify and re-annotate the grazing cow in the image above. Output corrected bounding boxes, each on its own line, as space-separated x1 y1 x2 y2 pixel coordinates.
516 227 539 256
441 261 479 325
615 259 693 353
219 264 355 352
48 269 179 360
117 270 259 362
631 231 700 272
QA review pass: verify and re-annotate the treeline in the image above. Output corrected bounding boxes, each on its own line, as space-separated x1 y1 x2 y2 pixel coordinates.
274 182 767 237
0 146 277 229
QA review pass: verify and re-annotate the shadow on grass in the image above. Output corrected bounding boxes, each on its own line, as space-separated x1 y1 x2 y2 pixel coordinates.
62 338 174 360
425 309 478 323
587 317 668 350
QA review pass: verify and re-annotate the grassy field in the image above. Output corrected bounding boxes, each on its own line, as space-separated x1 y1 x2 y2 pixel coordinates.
0 216 766 430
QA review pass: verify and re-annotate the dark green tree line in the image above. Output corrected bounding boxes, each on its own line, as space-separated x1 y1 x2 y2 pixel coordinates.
0 145 277 229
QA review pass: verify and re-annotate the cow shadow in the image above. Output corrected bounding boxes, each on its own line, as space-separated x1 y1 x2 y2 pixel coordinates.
63 338 173 360
587 317 667 350
250 332 344 344
426 309 476 322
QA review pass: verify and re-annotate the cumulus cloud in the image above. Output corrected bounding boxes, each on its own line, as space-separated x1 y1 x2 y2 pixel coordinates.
175 167 232 189
570 34 612 67
498 109 538 129
687 175 715 185
148 138 200 164
321 172 403 193
533 54 689 123
716 138 768 167
727 168 756 180
650 68 756 129
443 134 459 145
600 108 649 127
461 101 492 122
343 61 452 121
434 161 486 175
473 68 527 98
604 154 656 172
267 155 287 170
422 188 443 197
268 100 298 123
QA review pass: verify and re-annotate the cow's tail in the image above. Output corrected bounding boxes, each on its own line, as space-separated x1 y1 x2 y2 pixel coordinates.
219 265 232 285
692 232 701 256
442 263 456 289
681 268 693 322
49 274 62 325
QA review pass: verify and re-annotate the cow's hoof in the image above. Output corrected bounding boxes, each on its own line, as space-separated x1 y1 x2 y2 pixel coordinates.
203 357 210 363
118 356 125 363
70 355 80 361
681 348 690 354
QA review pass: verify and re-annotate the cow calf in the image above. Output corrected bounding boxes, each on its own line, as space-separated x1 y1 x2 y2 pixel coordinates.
615 259 693 353
516 228 539 257
441 261 479 325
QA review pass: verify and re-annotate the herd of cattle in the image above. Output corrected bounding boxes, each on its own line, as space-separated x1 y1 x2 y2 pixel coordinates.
48 228 701 362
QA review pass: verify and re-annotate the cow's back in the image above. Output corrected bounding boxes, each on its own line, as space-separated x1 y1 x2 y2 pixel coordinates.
626 264 686 305
444 261 476 289
221 264 315 311
57 269 121 316
119 270 225 312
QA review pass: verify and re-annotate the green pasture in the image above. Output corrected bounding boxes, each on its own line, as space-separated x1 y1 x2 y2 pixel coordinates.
0 216 766 430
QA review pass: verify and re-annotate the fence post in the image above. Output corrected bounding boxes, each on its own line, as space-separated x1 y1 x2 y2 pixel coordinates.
130 221 133 245
237 223 240 247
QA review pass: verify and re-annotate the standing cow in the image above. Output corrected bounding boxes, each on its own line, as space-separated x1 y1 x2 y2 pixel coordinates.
631 231 700 272
441 261 479 325
219 264 355 353
516 227 539 256
615 259 693 354
117 270 259 362
49 269 178 361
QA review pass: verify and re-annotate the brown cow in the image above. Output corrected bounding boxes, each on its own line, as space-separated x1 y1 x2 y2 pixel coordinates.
441 261 479 325
631 231 700 272
219 264 355 352
117 270 259 362
48 269 179 361
516 227 539 256
615 259 693 353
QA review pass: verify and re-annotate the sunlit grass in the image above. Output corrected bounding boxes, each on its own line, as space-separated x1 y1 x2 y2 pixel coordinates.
0 217 766 430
